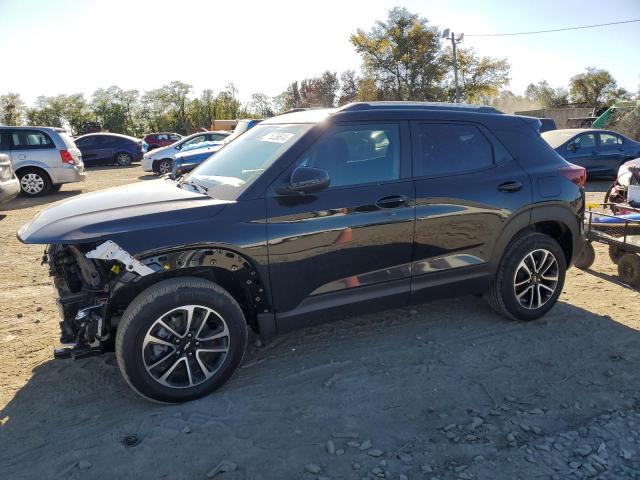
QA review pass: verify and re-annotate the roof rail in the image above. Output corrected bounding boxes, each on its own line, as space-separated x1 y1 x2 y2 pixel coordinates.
338 102 503 114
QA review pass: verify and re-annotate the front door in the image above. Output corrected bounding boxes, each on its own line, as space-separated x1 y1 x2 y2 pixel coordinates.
266 121 415 331
565 132 598 174
410 121 533 302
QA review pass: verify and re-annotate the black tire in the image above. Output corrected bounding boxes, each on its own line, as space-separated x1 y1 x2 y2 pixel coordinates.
18 167 52 197
486 232 566 321
618 254 640 287
609 245 626 265
115 277 248 403
114 152 133 166
156 159 172 175
51 184 62 192
575 242 595 270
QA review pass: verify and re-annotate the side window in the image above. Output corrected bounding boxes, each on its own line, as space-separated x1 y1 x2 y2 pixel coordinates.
11 130 55 149
181 135 205 148
0 132 7 150
569 133 596 149
599 133 622 146
157 134 169 141
296 123 401 188
75 137 94 147
169 134 181 141
414 123 493 177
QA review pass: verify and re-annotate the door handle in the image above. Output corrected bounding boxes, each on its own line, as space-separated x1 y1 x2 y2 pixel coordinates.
375 195 407 208
497 181 522 193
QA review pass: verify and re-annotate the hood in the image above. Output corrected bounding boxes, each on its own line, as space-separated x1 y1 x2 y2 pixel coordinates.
18 179 231 246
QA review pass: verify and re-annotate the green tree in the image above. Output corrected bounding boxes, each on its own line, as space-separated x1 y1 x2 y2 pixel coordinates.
0 93 26 125
163 81 192 133
247 93 274 118
26 95 66 128
350 7 444 100
525 81 569 107
214 84 241 120
299 71 339 107
337 70 359 106
569 68 623 109
274 81 302 112
443 47 510 103
91 87 140 135
188 89 217 129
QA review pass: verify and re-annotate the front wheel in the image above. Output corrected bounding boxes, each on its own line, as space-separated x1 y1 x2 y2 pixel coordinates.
115 277 248 403
156 159 172 175
115 152 133 166
486 232 566 321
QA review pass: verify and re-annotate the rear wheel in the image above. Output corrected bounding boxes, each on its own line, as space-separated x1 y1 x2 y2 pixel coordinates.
618 254 640 287
116 277 248 403
115 152 133 166
609 245 626 265
18 168 51 197
575 242 595 269
157 159 172 175
486 232 566 321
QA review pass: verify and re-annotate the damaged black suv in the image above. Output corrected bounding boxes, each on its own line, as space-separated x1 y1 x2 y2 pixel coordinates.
18 103 586 402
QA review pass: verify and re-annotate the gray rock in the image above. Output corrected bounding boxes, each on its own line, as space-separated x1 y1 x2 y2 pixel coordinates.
352 462 361 471
399 475 409 480
569 461 581 469
473 455 484 462
326 440 336 455
458 473 473 480
529 408 544 415
304 463 321 474
620 448 633 460
78 460 92 470
367 449 384 457
443 423 457 432
359 440 372 451
469 417 484 430
454 465 468 472
347 441 361 448
207 461 238 478
332 432 359 439
336 449 345 456
181 426 192 434
525 454 535 463
575 445 592 456
398 453 413 464
421 464 433 473
506 433 516 443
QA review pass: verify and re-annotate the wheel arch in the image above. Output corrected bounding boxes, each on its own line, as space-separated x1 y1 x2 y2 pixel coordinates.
109 247 271 333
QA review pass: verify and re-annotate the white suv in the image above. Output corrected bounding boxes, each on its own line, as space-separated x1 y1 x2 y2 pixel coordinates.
0 126 86 196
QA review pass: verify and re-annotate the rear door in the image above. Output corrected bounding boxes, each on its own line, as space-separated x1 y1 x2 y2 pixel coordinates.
596 132 626 176
8 129 57 171
266 121 415 330
410 121 532 303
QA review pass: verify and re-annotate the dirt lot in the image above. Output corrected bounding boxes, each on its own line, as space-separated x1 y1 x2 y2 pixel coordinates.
1 168 640 480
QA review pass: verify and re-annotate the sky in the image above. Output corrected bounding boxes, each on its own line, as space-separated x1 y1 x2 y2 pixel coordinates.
0 0 639 105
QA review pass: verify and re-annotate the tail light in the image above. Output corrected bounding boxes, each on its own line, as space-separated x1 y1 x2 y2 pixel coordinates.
558 164 586 188
60 150 74 164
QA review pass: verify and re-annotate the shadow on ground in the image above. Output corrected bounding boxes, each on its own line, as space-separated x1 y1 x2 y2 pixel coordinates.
2 297 639 479
0 190 83 212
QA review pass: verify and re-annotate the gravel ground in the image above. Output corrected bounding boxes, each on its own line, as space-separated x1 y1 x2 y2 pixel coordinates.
1 167 639 480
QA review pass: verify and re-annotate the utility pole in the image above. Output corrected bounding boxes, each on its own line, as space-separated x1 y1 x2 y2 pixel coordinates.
442 29 464 103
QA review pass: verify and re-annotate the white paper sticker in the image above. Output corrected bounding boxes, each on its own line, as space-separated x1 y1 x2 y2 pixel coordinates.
260 132 295 144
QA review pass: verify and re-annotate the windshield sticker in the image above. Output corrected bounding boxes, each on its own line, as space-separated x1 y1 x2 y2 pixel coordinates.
260 132 295 144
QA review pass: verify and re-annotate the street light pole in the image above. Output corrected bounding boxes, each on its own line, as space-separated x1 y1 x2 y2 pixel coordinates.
442 29 464 103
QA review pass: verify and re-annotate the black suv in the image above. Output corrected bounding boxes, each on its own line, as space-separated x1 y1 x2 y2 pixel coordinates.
18 102 586 402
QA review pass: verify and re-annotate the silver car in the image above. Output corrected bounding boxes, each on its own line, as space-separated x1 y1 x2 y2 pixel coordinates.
0 153 20 203
0 126 86 196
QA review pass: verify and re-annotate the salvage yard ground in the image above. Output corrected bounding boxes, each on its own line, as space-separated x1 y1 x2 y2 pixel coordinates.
1 168 640 480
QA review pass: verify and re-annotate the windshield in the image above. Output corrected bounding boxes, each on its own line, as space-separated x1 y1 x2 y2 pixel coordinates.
187 123 311 199
542 130 583 149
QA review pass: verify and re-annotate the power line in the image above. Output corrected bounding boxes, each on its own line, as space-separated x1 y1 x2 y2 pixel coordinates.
466 19 640 37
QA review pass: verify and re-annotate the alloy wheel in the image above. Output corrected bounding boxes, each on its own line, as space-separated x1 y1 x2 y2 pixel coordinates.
20 173 44 195
142 305 230 388
513 249 559 310
116 153 132 166
158 160 171 175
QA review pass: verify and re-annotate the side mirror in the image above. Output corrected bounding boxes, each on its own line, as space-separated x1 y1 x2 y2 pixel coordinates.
277 166 330 195
567 143 577 152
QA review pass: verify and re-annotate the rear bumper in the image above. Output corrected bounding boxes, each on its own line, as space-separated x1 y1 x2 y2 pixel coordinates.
50 165 87 185
0 177 20 203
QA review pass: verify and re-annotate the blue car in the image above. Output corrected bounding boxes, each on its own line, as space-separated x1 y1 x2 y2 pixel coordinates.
542 128 640 179
74 133 146 167
170 119 262 178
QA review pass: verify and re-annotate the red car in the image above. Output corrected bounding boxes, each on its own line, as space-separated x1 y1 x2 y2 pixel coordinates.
143 132 182 151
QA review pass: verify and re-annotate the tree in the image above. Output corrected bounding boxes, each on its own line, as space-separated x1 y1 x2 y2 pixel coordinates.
188 89 217 129
274 81 302 112
524 81 569 108
214 84 241 120
26 95 66 128
569 68 622 109
0 93 26 125
443 47 510 103
337 70 359 106
350 7 444 100
247 93 274 118
163 81 192 133
299 71 339 107
91 87 140 135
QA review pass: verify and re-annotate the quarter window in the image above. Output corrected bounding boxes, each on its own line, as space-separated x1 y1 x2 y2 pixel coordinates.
11 130 55 149
569 133 596 149
414 123 493 177
297 124 401 187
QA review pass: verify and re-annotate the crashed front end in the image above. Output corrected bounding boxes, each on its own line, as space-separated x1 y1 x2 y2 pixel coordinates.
45 241 152 359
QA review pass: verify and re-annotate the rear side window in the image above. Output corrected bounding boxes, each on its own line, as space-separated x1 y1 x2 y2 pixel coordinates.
297 123 401 188
169 134 181 141
414 123 493 177
11 130 55 149
157 134 169 141
599 133 622 145
75 136 95 147
57 131 77 149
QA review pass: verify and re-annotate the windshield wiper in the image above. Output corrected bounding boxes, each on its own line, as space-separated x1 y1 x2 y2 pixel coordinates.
178 177 209 196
